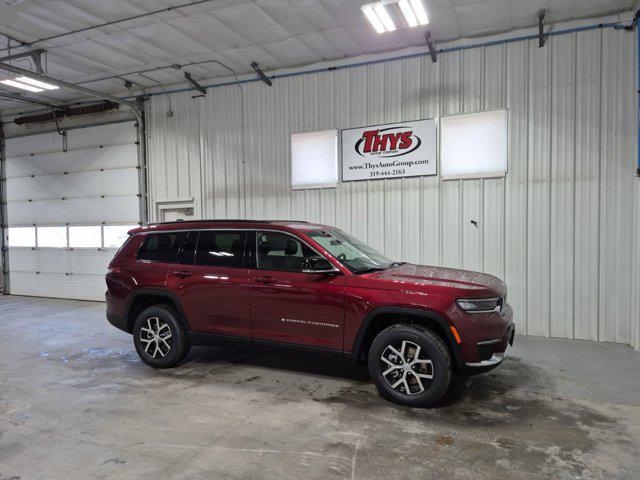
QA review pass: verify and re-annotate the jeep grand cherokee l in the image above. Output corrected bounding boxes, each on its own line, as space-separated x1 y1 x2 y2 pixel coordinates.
106 220 514 407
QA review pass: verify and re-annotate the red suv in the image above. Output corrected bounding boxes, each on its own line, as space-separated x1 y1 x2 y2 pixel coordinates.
106 220 514 407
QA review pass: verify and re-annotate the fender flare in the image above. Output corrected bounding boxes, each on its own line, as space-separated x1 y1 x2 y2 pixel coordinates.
347 307 465 371
124 288 192 333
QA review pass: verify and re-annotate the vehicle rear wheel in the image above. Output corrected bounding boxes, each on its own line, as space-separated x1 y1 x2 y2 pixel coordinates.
368 323 451 407
133 305 190 368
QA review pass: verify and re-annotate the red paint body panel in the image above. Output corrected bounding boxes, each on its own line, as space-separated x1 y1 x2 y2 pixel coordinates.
250 269 345 349
165 266 251 337
107 220 515 366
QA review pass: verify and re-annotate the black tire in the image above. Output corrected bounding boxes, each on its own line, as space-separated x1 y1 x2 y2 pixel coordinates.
368 323 451 407
133 304 190 368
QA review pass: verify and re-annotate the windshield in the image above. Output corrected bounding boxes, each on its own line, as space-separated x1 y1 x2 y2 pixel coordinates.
307 229 394 273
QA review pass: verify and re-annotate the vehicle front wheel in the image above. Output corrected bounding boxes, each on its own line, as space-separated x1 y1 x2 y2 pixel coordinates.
133 305 190 368
368 324 451 407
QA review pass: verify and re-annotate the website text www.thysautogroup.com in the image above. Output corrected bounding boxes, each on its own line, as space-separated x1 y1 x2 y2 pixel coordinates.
348 158 428 178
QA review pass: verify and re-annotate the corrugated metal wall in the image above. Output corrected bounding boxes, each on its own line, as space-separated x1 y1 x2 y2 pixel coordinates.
146 25 640 350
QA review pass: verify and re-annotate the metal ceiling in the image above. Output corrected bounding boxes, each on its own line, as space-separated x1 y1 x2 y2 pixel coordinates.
0 0 635 112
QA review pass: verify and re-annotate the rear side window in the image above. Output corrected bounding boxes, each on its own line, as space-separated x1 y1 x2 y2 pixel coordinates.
195 231 245 267
137 232 186 263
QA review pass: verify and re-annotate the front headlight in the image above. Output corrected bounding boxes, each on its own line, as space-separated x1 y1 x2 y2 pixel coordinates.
456 298 500 313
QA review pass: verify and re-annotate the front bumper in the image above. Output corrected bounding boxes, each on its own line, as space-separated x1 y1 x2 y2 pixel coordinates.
463 322 515 374
465 352 505 368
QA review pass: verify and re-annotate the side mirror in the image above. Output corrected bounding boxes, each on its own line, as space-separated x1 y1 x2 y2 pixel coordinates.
301 257 339 274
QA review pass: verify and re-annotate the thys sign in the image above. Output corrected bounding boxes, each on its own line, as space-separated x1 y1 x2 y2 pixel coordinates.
342 119 437 181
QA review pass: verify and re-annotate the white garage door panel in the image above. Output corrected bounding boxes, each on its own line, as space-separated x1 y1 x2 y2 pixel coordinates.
69 249 116 275
5 121 140 301
8 196 139 225
7 168 139 202
6 144 138 177
9 248 69 274
67 122 137 150
9 272 74 299
4 131 64 157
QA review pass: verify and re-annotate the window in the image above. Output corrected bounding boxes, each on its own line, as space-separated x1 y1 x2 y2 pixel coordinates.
177 231 198 264
7 227 36 247
441 109 507 179
37 226 67 248
195 231 244 267
257 232 318 272
69 226 102 248
137 232 186 262
104 225 137 248
308 229 393 273
291 129 338 189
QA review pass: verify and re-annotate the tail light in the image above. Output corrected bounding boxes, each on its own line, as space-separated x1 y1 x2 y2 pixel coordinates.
107 266 122 274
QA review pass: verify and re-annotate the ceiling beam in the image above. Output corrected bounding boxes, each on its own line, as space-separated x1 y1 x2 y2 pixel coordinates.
0 48 45 64
0 61 139 110
0 90 60 108
184 72 206 95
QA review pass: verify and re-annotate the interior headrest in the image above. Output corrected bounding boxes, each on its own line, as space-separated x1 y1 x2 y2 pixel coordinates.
285 239 298 256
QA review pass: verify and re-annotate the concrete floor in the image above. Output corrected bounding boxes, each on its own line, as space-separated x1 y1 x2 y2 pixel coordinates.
1 295 639 480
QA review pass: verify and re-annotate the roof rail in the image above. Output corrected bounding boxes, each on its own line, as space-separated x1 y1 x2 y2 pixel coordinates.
147 219 310 226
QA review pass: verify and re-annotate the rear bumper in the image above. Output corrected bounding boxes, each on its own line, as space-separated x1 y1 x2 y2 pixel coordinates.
107 312 129 333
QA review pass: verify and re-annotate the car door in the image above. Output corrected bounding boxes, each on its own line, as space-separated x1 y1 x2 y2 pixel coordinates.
164 230 252 338
249 230 346 350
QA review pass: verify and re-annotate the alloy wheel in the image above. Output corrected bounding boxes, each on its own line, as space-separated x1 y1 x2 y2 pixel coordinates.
139 317 172 358
379 340 434 395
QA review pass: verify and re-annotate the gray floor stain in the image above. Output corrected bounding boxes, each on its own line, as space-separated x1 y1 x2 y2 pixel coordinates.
1 295 639 480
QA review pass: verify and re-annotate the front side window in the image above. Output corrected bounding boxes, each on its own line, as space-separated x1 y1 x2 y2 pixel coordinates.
308 230 393 274
256 231 318 272
195 231 245 268
137 232 186 263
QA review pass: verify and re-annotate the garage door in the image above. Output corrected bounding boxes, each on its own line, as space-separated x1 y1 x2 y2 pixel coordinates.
4 121 141 301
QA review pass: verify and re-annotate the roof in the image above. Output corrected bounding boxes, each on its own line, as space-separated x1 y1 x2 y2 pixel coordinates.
0 0 634 114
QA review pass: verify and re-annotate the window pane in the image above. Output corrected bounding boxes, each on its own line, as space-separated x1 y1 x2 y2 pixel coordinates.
291 129 338 189
137 232 186 262
441 109 507 179
69 226 101 248
195 231 244 267
177 231 198 264
257 232 317 272
38 226 67 248
104 225 137 248
8 227 36 247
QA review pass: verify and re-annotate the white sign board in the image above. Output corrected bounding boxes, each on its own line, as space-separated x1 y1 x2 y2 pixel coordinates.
342 119 437 181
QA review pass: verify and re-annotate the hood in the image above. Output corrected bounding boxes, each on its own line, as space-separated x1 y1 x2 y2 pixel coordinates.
362 263 507 296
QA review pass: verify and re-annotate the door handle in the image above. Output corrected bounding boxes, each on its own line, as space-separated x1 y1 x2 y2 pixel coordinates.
172 270 193 279
255 275 276 285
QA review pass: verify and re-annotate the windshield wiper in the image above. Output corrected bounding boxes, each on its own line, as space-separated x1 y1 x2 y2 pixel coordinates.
388 261 405 268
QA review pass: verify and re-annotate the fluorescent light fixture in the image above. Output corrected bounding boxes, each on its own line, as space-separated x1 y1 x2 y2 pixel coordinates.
374 4 396 31
410 0 429 25
15 76 59 90
362 5 386 34
398 0 418 27
0 78 43 93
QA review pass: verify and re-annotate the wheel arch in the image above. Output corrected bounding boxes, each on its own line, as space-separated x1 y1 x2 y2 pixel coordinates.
347 307 465 372
125 289 191 334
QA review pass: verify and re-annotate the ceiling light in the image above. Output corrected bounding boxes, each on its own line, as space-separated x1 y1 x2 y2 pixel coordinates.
15 76 59 90
374 4 396 32
398 0 418 27
0 79 43 93
410 0 430 25
362 5 386 34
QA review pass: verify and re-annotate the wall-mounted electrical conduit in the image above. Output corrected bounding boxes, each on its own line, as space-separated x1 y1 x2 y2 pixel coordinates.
135 15 640 177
